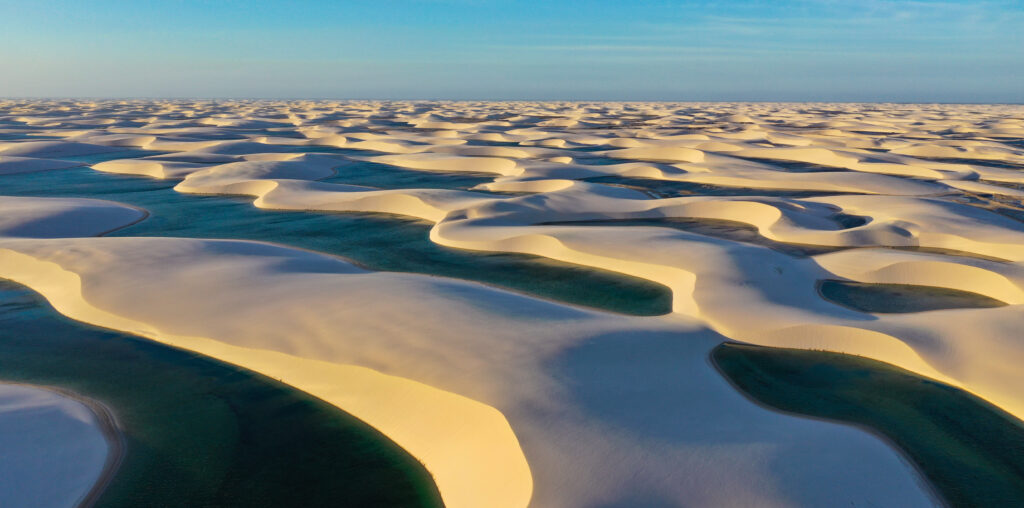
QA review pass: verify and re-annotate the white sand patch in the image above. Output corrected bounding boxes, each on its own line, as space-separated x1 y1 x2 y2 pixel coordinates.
0 236 937 507
5 99 1023 506
0 196 145 238
0 384 112 508
0 156 83 175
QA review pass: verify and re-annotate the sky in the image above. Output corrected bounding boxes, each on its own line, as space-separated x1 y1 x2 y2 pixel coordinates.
0 0 1021 102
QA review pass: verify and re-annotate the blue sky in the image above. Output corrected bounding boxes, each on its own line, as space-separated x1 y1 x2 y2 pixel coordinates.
0 0 1021 101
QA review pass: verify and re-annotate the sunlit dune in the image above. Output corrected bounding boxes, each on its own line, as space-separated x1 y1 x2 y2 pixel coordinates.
3 99 1024 507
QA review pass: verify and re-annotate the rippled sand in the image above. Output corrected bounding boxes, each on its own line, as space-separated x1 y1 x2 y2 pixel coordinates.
3 100 1024 507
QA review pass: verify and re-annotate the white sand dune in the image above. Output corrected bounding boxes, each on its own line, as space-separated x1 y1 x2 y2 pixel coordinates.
0 140 122 158
0 235 936 508
3 99 1024 507
0 196 145 238
0 156 84 175
0 384 112 508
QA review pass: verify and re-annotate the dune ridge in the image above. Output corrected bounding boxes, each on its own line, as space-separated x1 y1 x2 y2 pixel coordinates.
3 99 1024 506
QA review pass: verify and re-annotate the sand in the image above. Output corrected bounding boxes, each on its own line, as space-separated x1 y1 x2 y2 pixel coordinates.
0 383 116 508
2 99 1024 507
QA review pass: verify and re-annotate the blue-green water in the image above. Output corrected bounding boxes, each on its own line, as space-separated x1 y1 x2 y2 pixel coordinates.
320 158 500 192
714 343 1024 507
818 279 1007 313
0 279 442 507
542 217 840 257
914 157 1024 170
58 149 169 164
581 175 853 199
0 132 61 140
266 146 524 194
0 166 671 315
729 156 849 173
539 218 1005 265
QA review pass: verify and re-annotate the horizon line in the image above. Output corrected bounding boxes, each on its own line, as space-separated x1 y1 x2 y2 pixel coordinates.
2 96 1023 106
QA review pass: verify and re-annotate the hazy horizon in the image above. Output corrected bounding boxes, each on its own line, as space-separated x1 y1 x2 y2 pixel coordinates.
3 97 1023 105
1 0 1022 102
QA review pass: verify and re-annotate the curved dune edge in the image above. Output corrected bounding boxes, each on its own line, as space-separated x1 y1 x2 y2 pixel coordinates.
0 196 146 239
0 248 533 508
86 152 1024 421
0 233 942 508
162 170 1024 418
6 100 1024 506
0 383 113 508
36 384 125 508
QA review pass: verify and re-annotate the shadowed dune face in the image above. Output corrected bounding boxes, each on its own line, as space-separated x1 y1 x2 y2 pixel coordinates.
0 279 443 508
0 383 110 508
713 343 1024 507
0 166 672 316
2 99 1024 507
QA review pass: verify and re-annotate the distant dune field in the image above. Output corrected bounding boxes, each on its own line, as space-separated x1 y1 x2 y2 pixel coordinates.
2 100 1024 507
